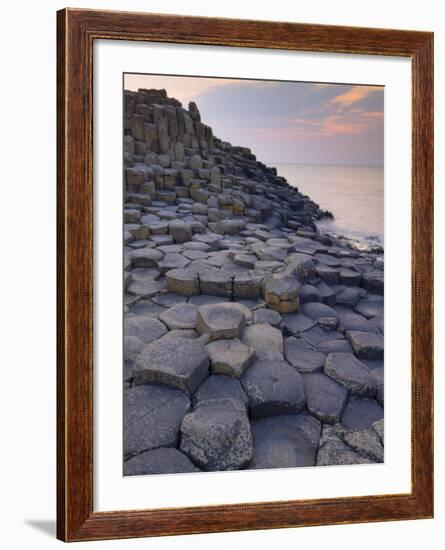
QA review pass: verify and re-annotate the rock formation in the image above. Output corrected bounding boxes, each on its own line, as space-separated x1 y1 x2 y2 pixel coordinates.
123 88 384 475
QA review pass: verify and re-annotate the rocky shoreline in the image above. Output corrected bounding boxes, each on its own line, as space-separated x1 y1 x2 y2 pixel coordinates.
123 88 384 475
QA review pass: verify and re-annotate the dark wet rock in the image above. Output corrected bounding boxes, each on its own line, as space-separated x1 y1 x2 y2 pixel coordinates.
346 330 384 360
192 374 248 409
249 412 321 469
316 280 337 306
316 265 339 285
124 385 190 459
301 302 339 322
339 269 362 286
301 326 344 347
124 447 199 476
180 398 253 470
335 307 369 332
159 303 198 329
316 425 371 466
241 323 284 360
166 267 200 296
241 359 306 417
340 428 384 462
207 338 255 378
335 287 361 308
299 284 322 304
354 299 384 319
133 336 209 393
284 336 326 373
324 352 376 397
303 373 348 423
316 339 353 354
124 315 167 344
281 313 316 335
285 254 316 282
341 396 384 429
362 270 384 295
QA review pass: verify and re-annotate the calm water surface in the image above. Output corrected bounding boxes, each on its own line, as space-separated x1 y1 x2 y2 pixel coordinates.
275 163 384 245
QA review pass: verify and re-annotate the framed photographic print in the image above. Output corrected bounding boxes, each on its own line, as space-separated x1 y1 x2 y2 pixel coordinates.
57 8 434 542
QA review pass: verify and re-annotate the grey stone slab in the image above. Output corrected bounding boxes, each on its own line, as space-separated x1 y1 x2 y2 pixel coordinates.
192 374 248 409
284 337 326 373
340 428 384 462
197 302 246 340
130 247 164 268
241 323 284 360
124 385 190 459
354 299 384 319
303 373 348 423
180 398 253 471
165 267 200 296
316 425 372 466
124 315 167 344
372 418 384 443
316 339 353 354
133 336 209 393
324 352 376 397
199 269 233 297
346 330 384 360
249 412 321 469
253 308 282 327
241 359 306 417
207 338 255 378
281 313 317 335
159 303 198 330
341 396 384 429
301 302 339 322
124 448 200 476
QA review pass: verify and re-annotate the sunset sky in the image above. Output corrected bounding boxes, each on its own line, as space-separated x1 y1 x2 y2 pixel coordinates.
125 74 384 166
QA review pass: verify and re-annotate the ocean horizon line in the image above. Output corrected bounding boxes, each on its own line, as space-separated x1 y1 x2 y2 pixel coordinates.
267 161 384 169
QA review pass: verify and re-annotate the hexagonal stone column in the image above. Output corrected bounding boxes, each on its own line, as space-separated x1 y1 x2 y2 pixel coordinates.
166 267 200 296
249 412 321 469
124 385 190 459
207 338 255 378
241 323 283 360
180 398 253 470
324 352 376 397
124 448 200 476
241 360 306 417
263 275 300 313
346 330 384 360
196 302 246 340
303 372 348 423
133 336 209 393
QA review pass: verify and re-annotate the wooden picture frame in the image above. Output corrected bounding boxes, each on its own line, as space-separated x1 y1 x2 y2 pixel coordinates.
57 8 434 542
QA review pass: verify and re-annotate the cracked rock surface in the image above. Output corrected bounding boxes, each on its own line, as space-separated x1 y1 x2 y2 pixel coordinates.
123 89 384 475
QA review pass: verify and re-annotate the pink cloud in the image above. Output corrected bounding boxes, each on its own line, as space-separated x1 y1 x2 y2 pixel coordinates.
329 85 382 107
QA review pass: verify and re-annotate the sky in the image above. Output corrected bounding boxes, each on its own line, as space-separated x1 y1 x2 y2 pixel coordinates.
125 74 383 166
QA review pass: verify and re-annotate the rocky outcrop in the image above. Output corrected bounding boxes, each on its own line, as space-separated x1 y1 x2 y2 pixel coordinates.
123 88 384 475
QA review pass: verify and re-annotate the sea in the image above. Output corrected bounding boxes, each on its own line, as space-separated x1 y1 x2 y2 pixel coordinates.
274 163 384 248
